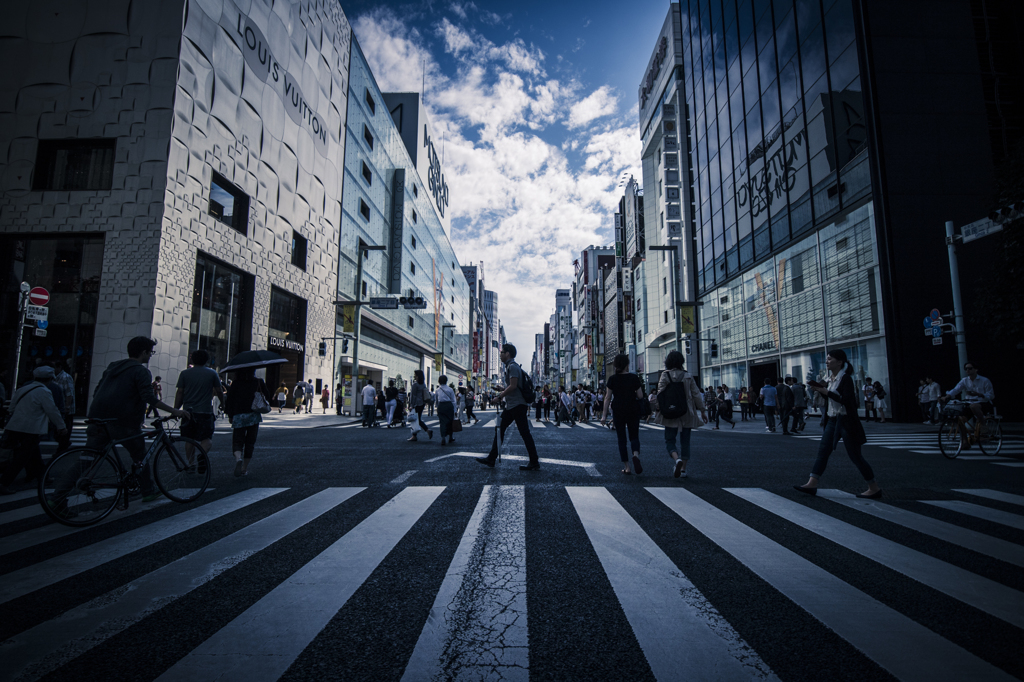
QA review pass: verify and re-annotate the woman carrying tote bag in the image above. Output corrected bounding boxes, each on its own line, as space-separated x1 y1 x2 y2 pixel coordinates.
224 368 272 477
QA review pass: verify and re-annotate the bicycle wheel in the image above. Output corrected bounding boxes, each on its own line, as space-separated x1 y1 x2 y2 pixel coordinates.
39 448 123 527
976 419 1003 456
937 418 964 459
153 436 210 502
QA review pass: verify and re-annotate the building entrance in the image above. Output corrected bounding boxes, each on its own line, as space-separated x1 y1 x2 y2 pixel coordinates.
749 360 780 394
266 349 303 409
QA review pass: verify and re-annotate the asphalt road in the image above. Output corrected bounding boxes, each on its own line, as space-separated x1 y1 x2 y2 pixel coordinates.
1 410 1022 682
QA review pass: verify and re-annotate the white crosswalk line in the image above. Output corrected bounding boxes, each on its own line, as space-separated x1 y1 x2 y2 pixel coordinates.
157 486 445 682
919 500 1024 531
2 488 362 682
0 487 209 527
570 487 778 682
992 462 1024 467
726 488 1024 629
0 488 286 606
649 487 1016 682
574 422 597 429
817 489 1024 567
403 485 528 681
389 470 417 485
0 489 39 504
425 452 602 476
954 489 1024 507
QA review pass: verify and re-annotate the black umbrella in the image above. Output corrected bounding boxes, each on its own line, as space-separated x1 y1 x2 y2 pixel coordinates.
219 350 288 373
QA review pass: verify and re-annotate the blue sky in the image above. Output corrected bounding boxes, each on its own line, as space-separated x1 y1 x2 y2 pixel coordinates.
344 0 671 356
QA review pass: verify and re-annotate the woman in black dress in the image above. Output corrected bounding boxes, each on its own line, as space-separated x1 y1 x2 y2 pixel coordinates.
600 353 646 475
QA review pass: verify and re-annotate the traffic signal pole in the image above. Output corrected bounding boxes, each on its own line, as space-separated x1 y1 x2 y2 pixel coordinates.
944 220 969 370
12 282 29 390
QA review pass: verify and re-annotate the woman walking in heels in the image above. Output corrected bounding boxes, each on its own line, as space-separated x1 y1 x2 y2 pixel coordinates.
794 349 881 499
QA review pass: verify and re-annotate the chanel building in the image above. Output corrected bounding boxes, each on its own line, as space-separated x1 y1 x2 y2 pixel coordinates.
640 0 1024 418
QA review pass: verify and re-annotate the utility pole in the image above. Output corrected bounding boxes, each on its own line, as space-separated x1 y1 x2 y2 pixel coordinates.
351 241 387 414
944 220 969 370
12 282 30 390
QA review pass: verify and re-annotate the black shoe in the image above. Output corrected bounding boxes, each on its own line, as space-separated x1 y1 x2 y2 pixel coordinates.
519 463 540 471
793 485 818 496
475 457 495 467
449 438 456 444
856 490 883 499
428 430 434 439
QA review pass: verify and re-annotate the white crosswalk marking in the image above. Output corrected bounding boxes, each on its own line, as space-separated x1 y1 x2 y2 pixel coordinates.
158 486 445 682
2 488 362 682
919 500 1024 531
954 489 1024 507
649 487 1016 682
726 488 1024 629
403 485 528 681
817 489 1024 567
569 487 778 681
0 488 285 606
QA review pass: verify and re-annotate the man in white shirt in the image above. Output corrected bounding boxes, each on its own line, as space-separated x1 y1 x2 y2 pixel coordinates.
942 361 994 425
923 376 941 423
360 381 377 427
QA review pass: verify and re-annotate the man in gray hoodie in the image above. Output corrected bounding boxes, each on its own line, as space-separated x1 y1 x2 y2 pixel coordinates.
0 366 67 494
87 336 188 500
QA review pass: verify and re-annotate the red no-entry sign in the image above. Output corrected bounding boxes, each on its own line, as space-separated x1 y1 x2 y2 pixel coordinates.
28 287 49 306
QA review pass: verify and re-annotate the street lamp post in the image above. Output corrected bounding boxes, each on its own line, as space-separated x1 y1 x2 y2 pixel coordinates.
351 240 387 414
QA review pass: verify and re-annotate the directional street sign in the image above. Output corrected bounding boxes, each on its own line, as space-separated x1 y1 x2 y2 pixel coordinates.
26 305 48 321
28 287 49 306
932 326 942 338
960 217 1003 244
368 297 398 310
932 337 942 345
36 319 48 329
34 328 47 337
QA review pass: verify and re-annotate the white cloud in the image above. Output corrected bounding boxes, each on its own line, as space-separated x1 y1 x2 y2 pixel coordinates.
567 86 618 129
352 11 641 354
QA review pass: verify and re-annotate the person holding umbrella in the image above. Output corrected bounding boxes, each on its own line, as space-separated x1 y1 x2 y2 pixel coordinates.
220 350 284 478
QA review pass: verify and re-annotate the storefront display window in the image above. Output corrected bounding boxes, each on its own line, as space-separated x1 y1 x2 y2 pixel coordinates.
189 253 253 372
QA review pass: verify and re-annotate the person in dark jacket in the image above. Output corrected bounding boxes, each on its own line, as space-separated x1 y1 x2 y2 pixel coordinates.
87 337 188 500
407 370 433 442
794 349 881 499
223 367 271 477
776 376 794 435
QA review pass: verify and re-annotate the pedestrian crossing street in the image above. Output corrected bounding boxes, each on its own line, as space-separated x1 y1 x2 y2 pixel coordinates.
793 431 1024 467
1 483 1022 681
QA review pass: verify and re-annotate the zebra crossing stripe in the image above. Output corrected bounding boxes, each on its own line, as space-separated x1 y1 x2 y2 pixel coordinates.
403 485 528 681
0 489 39 504
569 487 778 682
649 487 1016 682
725 488 1024 630
0 487 208 527
919 500 1024 531
0 488 286 606
817 489 1024 567
992 462 1024 467
157 486 446 682
389 470 417 485
954 489 1024 507
2 488 363 682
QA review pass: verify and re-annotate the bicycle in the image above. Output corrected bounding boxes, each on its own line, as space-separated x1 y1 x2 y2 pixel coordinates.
936 400 1003 459
38 416 211 526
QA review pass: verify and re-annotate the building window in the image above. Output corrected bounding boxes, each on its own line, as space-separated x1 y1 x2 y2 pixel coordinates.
33 138 116 191
408 316 414 329
365 89 376 114
208 172 250 235
665 310 669 324
361 161 372 185
413 184 418 197
361 280 367 296
411 235 417 249
363 125 374 150
663 277 667 294
190 252 253 372
410 261 416 274
412 209 417 223
359 198 370 221
291 231 307 270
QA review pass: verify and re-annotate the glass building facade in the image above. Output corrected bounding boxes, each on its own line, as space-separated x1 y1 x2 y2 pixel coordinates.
672 0 888 392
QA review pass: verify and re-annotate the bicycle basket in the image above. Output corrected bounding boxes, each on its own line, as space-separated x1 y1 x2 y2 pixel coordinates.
941 403 966 417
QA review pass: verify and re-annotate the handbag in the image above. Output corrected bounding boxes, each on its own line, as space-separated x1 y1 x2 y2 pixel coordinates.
452 418 463 432
252 390 272 414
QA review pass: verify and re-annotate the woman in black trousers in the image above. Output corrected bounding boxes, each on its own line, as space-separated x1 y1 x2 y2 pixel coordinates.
434 375 458 445
224 367 272 477
600 353 645 475
794 349 882 498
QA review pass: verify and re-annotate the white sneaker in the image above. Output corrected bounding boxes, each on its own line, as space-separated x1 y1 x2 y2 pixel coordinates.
673 459 686 478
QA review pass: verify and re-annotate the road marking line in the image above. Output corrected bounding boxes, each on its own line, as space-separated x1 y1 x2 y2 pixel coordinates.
0 490 39 504
424 452 601 476
817 489 1024 567
726 488 1024 629
919 500 1024 530
0 488 285 606
570 487 778 682
389 470 417 485
992 462 1024 468
2 488 362 682
954 489 1024 507
649 487 1015 682
402 485 528 681
158 487 444 682
0 487 212 527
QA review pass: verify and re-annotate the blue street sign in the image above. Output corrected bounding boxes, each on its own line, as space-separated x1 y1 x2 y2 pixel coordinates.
932 326 942 338
923 316 933 328
36 319 48 329
930 308 941 320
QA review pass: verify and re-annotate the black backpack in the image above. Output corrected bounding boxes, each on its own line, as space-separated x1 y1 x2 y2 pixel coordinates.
657 371 689 419
511 362 536 404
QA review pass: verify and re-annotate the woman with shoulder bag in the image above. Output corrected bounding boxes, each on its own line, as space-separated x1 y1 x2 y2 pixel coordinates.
653 350 707 478
601 354 647 475
407 370 433 442
794 349 882 498
224 368 272 477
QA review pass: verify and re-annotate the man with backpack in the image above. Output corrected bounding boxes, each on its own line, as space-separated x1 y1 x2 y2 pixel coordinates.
475 344 540 471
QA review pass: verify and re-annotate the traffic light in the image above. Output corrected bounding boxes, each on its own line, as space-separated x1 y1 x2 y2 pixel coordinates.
684 339 692 355
318 341 327 357
342 339 349 353
710 342 718 359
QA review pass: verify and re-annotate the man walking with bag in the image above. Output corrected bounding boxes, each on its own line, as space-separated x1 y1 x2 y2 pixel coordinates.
0 366 68 494
475 344 541 471
174 349 224 462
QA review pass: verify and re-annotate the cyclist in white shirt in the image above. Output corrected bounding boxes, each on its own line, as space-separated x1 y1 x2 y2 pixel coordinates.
941 361 994 425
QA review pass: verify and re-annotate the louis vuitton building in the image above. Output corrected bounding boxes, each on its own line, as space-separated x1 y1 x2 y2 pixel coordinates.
642 0 1024 419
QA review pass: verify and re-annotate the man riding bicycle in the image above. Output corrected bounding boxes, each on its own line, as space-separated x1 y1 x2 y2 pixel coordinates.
940 361 995 426
86 337 189 502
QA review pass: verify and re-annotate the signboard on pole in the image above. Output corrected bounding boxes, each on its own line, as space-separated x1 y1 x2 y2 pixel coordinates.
932 337 942 345
960 217 1003 244
342 305 355 333
368 297 398 309
434 353 443 372
26 305 48 321
679 304 696 334
34 328 47 337
28 287 49 306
